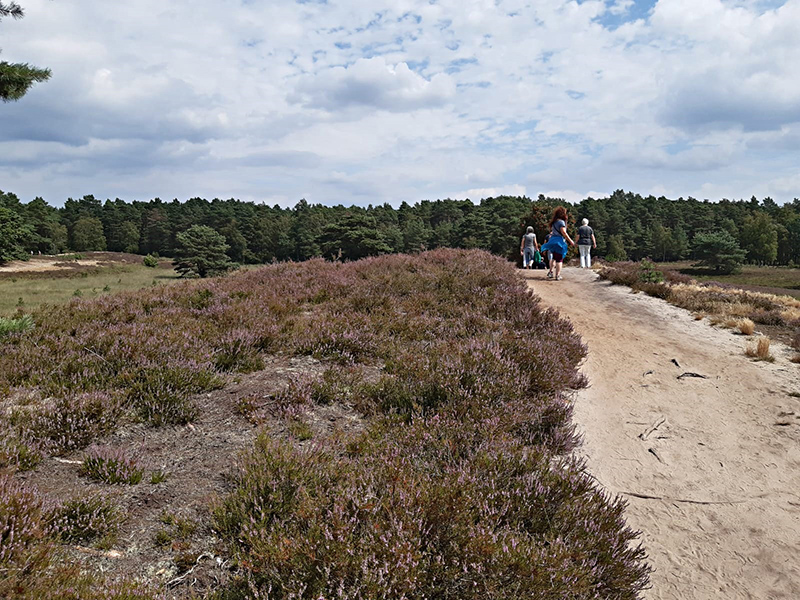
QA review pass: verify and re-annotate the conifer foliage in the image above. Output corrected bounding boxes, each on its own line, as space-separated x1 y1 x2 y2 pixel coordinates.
0 2 51 102
172 224 237 278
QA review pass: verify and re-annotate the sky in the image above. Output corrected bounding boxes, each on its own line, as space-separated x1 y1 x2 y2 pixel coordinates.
1 0 799 208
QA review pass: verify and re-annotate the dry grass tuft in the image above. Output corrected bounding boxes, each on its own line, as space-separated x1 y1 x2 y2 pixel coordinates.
737 319 755 335
790 354 800 364
709 315 725 326
745 336 773 362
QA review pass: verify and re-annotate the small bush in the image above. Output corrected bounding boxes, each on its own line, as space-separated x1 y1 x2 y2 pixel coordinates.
80 446 144 485
287 419 313 440
0 314 35 338
638 281 671 299
127 366 221 426
17 393 121 456
745 336 773 362
638 259 664 284
0 475 50 572
187 288 214 309
749 309 785 326
599 260 671 300
0 435 42 471
143 254 159 268
153 529 172 548
154 512 197 549
150 469 168 484
213 330 264 373
47 495 121 544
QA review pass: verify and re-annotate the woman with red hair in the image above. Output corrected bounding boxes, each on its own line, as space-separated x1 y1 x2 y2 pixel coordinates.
540 206 575 280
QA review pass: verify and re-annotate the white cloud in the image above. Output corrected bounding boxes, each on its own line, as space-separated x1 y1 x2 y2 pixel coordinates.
290 57 456 112
0 0 798 206
452 185 528 201
608 0 636 16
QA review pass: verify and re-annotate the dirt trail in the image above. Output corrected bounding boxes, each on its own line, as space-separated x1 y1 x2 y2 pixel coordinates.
525 267 800 600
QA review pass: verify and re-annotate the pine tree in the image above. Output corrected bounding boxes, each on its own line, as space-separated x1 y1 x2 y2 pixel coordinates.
173 225 236 278
693 231 747 274
0 2 50 101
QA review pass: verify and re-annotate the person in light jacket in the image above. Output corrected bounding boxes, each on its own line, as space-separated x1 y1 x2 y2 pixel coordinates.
520 226 539 269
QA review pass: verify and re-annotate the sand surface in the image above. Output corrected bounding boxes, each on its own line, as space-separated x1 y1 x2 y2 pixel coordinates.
0 258 101 272
525 267 800 600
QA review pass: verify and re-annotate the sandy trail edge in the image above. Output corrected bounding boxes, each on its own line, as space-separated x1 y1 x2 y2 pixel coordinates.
525 267 800 600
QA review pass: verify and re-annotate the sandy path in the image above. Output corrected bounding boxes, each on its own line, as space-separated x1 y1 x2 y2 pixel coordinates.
525 267 800 600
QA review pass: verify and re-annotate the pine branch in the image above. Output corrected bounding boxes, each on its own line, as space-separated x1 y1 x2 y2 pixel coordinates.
0 2 24 20
0 61 51 102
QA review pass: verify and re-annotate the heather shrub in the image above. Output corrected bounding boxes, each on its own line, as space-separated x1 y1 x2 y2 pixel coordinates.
0 249 650 596
214 424 649 600
638 281 671 299
365 339 534 419
599 261 640 287
0 475 50 573
213 330 265 373
309 366 365 406
0 434 42 471
293 312 380 363
600 260 671 301
80 446 144 485
47 495 121 544
126 365 221 426
0 570 164 600
748 309 785 326
186 287 215 310
16 393 121 456
663 269 693 285
287 418 313 440
792 330 800 351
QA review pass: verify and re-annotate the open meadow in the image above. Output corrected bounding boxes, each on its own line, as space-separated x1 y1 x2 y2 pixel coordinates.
0 253 181 316
0 249 650 599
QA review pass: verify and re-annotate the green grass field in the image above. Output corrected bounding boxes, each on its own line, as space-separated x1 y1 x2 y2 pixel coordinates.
659 261 800 299
0 264 181 316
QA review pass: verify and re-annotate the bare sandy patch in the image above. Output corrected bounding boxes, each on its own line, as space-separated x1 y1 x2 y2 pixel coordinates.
0 258 101 273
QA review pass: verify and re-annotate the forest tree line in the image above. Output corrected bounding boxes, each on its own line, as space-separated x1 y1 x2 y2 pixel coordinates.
2 189 800 267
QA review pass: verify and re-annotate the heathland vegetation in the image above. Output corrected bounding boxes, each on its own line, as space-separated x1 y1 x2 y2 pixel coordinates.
2 189 800 270
0 250 651 598
598 259 800 362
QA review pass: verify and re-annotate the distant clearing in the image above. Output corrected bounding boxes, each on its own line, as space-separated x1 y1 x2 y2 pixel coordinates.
0 252 180 315
659 261 800 299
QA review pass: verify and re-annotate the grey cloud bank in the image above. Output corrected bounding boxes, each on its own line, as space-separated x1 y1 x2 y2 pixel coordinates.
1 0 799 207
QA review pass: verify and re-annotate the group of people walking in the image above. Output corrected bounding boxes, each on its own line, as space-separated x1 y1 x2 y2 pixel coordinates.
519 206 596 280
